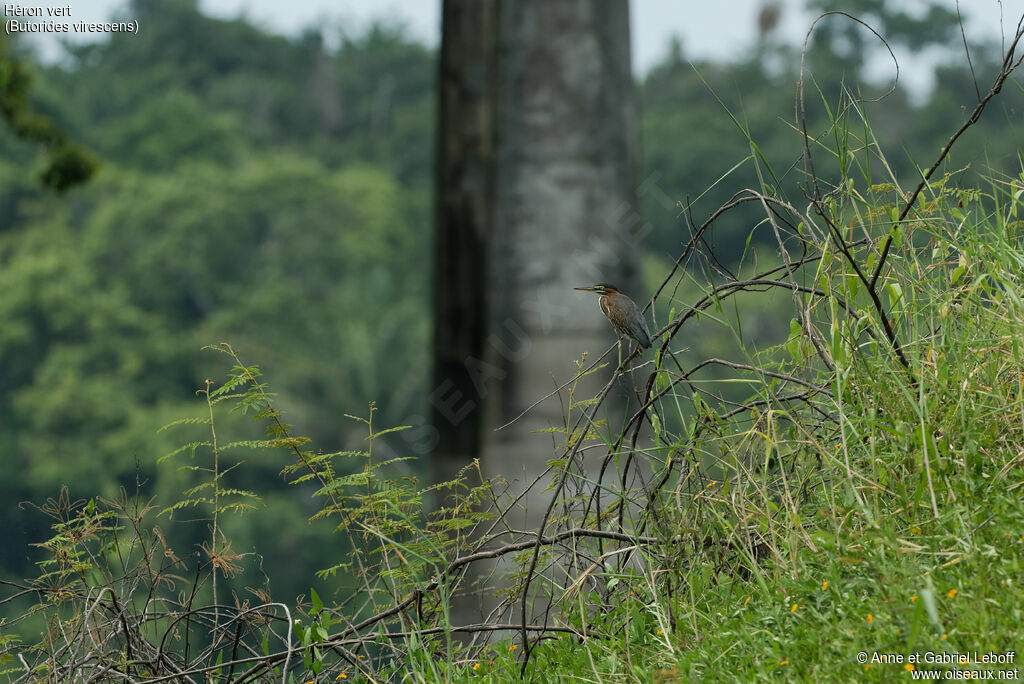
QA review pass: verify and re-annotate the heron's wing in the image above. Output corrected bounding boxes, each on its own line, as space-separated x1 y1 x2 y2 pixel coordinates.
629 315 652 349
620 296 652 348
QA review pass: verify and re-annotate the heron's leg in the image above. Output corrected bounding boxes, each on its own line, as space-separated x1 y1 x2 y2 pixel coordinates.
616 337 623 372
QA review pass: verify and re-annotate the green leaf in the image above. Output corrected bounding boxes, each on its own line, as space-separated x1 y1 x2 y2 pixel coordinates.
886 282 903 309
368 425 413 439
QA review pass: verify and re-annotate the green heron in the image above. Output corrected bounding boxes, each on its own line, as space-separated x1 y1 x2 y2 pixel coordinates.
575 284 651 368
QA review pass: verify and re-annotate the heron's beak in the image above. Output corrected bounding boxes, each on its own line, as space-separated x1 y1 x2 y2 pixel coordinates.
574 286 598 292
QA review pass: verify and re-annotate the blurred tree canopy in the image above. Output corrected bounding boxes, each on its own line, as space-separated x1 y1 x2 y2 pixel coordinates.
1 0 1021 606
638 3 1024 262
0 36 95 190
0 0 434 601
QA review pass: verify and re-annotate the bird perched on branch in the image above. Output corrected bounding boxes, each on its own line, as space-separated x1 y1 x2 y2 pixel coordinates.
574 283 651 369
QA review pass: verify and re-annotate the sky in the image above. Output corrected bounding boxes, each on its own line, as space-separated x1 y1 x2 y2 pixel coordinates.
13 0 1024 92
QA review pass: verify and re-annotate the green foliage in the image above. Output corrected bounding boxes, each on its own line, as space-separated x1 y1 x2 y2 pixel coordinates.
3 2 1024 680
806 0 961 62
637 5 1022 263
0 344 492 679
6 132 1024 682
465 59 1024 683
30 492 120 591
0 34 96 190
631 169 1024 683
295 587 334 675
30 0 436 183
0 47 430 595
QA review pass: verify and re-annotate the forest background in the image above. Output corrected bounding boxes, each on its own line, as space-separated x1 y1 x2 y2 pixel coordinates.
1 0 1022 631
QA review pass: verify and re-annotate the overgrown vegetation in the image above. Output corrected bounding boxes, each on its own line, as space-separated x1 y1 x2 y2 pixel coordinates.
3 2 1024 682
2 0 1021 610
2 9 1023 683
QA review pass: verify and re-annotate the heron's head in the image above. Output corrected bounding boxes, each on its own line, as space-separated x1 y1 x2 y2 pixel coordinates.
574 283 620 296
